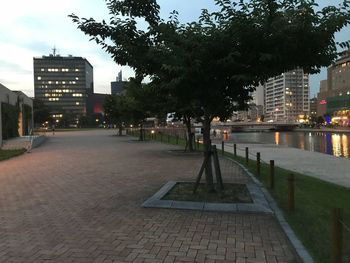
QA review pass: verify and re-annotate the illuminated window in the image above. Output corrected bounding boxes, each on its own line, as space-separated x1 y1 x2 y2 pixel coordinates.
41 68 45 72
37 76 41 80
75 77 79 80
75 69 80 72
75 102 80 105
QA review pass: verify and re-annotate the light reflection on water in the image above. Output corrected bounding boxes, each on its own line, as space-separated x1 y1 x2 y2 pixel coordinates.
224 131 350 158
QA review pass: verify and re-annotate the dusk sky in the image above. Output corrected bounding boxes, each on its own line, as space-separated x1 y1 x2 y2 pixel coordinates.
0 0 349 98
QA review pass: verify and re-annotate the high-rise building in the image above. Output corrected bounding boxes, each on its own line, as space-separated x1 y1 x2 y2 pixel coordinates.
317 51 350 125
111 70 126 95
264 69 309 122
33 53 94 124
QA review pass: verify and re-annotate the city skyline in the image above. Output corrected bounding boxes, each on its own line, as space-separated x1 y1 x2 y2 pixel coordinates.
1 0 349 97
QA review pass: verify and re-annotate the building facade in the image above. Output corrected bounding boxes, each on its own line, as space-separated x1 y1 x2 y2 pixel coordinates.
264 69 309 122
33 54 93 125
317 51 350 125
0 84 33 146
111 70 126 95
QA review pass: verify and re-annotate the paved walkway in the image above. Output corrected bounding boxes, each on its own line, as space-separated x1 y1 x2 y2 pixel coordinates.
217 142 350 188
0 130 296 263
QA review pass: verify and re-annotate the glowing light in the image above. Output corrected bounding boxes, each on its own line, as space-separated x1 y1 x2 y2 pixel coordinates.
274 132 280 145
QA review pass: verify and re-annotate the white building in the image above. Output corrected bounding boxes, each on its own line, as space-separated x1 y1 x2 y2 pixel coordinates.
264 69 309 122
0 84 33 146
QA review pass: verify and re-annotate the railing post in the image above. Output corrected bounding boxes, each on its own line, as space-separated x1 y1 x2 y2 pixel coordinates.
256 152 260 177
270 160 275 189
221 141 225 156
234 143 237 157
288 174 295 212
245 147 249 165
331 208 344 263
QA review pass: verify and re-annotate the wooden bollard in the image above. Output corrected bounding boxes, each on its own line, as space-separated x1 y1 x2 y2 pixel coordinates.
245 147 249 165
221 141 225 156
256 152 260 177
288 174 295 212
331 208 344 263
234 144 237 157
270 160 275 189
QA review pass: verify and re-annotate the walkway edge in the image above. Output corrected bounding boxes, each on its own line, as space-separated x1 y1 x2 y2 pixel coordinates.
229 158 314 263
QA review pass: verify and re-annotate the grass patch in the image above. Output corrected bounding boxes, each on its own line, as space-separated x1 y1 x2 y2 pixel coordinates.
0 149 26 161
162 182 252 203
224 152 350 263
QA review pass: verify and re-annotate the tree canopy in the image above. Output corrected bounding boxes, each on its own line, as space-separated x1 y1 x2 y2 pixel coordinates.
71 0 350 190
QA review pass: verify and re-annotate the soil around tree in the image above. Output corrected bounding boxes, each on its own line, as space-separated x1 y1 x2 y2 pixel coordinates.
162 182 252 203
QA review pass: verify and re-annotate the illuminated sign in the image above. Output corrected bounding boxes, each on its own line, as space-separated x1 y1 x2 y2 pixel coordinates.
319 99 327 105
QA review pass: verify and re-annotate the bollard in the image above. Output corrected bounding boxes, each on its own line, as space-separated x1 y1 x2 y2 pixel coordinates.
288 174 295 212
245 147 249 165
270 160 275 189
222 141 225 156
331 208 343 263
256 152 261 177
176 135 179 145
234 144 237 157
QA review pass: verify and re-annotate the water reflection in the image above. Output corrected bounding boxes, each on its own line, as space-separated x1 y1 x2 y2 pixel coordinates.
227 131 350 158
274 132 280 145
343 134 349 157
332 134 341 157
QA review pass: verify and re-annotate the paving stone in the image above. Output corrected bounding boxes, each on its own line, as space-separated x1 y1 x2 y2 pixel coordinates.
0 130 298 263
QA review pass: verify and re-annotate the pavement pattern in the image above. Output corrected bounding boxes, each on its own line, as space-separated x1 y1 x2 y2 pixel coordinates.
0 130 297 263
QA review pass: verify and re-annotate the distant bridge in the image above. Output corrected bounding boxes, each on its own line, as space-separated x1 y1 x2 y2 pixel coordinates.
211 122 299 132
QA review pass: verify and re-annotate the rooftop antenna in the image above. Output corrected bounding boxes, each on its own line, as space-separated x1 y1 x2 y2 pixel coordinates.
52 46 57 56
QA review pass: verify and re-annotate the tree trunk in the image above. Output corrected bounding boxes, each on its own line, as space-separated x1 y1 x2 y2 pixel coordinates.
184 115 194 151
118 124 123 136
139 123 144 141
202 116 215 192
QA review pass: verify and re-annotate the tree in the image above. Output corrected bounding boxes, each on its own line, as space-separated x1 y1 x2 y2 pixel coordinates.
33 98 51 127
71 0 350 192
103 94 133 135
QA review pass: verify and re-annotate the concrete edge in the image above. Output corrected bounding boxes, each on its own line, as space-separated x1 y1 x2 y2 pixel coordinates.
142 180 272 214
228 157 314 263
32 135 47 149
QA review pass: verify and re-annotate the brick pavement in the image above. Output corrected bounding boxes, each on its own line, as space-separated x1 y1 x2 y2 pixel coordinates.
0 130 297 263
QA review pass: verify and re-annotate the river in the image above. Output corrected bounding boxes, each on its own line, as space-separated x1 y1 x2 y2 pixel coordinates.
218 131 350 159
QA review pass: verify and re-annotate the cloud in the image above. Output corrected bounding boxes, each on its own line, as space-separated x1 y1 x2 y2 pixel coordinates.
0 60 31 74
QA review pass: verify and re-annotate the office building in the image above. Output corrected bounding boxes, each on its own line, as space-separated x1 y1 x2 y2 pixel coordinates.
310 97 317 118
33 53 93 124
317 51 350 125
264 69 309 122
111 70 126 95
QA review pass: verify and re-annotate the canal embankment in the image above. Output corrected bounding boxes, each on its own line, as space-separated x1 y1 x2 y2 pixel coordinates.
296 127 350 133
216 142 350 188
